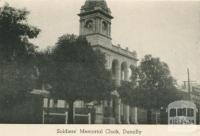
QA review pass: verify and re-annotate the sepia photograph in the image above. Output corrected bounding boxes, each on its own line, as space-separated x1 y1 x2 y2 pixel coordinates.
0 0 200 126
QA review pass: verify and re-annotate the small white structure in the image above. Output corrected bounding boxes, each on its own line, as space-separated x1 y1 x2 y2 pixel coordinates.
167 100 198 124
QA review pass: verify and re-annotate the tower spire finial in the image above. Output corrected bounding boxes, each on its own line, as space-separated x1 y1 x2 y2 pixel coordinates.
81 0 111 15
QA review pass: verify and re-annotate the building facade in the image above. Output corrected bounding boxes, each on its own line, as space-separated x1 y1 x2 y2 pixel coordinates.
42 0 139 124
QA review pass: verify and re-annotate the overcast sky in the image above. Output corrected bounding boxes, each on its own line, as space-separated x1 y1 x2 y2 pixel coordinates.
1 0 200 85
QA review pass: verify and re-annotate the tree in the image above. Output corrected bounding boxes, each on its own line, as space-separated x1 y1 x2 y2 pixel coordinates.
40 34 113 123
0 4 40 61
137 55 179 123
0 4 40 122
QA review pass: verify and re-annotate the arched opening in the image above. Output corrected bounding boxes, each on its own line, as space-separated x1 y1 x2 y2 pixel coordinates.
129 65 137 81
112 59 120 86
102 21 109 36
102 21 108 31
85 20 93 29
112 60 119 79
128 67 132 81
121 62 128 81
84 20 94 34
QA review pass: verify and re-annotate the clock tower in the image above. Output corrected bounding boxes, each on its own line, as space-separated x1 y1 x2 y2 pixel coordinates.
77 0 138 124
78 0 113 48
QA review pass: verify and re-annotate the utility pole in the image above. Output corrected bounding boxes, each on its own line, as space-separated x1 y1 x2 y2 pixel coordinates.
183 69 196 101
187 68 191 101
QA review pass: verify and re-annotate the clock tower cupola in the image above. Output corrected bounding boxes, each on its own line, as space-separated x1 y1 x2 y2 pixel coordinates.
78 0 113 48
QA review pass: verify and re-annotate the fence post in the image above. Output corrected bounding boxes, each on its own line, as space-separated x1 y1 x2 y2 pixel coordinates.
88 113 91 124
73 106 75 123
118 99 121 124
65 112 68 124
134 107 138 124
42 110 45 124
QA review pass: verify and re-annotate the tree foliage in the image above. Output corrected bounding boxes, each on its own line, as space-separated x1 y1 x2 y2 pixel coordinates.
0 4 40 112
138 55 179 109
0 4 40 61
118 55 180 110
38 34 113 123
45 34 113 102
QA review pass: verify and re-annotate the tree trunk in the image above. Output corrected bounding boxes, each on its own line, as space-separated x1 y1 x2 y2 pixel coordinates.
147 109 152 124
68 100 74 124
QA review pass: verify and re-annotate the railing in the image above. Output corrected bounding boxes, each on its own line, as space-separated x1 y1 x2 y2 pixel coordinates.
111 44 137 60
74 113 91 124
42 110 68 124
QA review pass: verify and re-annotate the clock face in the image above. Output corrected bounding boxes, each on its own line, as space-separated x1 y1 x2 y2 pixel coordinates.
85 20 93 30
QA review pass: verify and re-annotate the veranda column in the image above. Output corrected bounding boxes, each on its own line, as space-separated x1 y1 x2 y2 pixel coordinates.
130 106 138 124
124 104 130 124
116 98 121 124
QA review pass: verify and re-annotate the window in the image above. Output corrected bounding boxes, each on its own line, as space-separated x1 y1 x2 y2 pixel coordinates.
177 108 186 116
102 21 108 31
177 109 182 116
170 108 176 117
183 108 187 116
85 20 93 29
187 108 194 117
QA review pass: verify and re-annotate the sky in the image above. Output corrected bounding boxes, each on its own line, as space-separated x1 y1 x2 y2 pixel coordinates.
1 0 200 85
